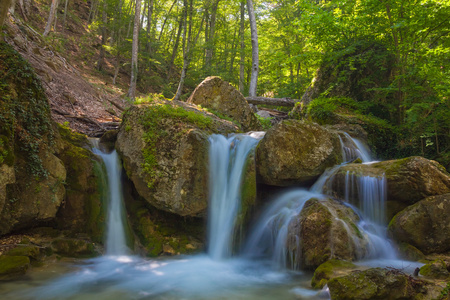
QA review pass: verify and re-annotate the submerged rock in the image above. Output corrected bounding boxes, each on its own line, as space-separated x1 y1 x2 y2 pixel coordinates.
187 76 261 131
287 198 369 270
327 268 429 300
256 120 342 186
326 156 450 219
116 100 238 217
388 193 450 254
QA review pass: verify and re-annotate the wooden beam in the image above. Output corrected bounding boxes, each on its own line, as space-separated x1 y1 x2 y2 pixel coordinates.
245 96 298 107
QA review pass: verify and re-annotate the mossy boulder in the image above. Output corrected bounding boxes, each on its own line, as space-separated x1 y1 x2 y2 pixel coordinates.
326 157 450 219
394 242 425 261
116 100 238 217
287 198 369 270
388 194 450 254
311 259 357 289
51 238 99 258
0 255 30 280
124 188 204 257
0 42 68 235
187 76 262 131
54 125 107 243
327 268 429 300
256 120 342 186
4 245 43 261
419 259 450 280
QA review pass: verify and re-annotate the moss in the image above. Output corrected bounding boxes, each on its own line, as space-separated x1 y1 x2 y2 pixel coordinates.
396 243 425 261
85 160 107 243
0 255 30 279
419 260 449 279
311 259 357 289
137 102 215 189
4 245 41 260
57 124 90 149
51 238 99 258
0 42 54 179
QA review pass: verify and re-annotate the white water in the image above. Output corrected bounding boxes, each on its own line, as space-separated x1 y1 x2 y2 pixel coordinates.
91 147 129 255
339 132 372 162
208 133 262 259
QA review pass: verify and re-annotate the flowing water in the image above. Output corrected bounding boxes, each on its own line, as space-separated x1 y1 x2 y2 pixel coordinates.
3 133 421 299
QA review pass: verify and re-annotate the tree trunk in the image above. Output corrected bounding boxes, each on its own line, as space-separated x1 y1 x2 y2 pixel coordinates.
0 0 14 26
167 9 183 80
127 0 141 101
245 96 297 107
97 0 107 71
205 0 220 72
174 0 204 101
43 0 59 36
157 0 176 42
146 0 154 53
239 1 245 93
228 21 238 75
62 0 68 32
247 0 258 97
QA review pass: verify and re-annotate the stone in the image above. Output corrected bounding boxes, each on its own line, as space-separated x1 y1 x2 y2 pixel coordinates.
287 197 369 270
419 259 450 280
388 194 450 254
311 259 357 289
326 157 450 219
0 255 30 280
51 238 99 258
187 76 262 131
327 268 429 300
256 120 342 186
116 100 238 217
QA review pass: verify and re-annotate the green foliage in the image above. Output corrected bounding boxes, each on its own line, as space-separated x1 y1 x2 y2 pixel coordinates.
254 114 272 130
137 102 214 189
0 42 53 178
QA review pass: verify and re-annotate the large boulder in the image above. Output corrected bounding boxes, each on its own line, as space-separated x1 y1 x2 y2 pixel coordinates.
0 43 67 235
256 120 342 186
116 99 238 217
187 76 261 131
388 193 450 254
327 268 430 300
287 198 369 270
325 156 450 219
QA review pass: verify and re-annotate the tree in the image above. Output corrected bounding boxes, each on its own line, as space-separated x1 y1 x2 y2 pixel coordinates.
247 0 258 97
127 0 142 101
43 0 59 36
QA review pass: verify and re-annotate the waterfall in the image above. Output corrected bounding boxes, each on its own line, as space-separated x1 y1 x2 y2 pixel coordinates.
243 190 323 269
207 133 263 260
339 132 372 162
92 145 129 256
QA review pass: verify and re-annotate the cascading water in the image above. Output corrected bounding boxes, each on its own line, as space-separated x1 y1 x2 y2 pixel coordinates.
91 146 129 255
339 132 372 162
208 133 264 259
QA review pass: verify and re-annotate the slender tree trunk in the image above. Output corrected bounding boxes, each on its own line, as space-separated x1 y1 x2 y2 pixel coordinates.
247 0 258 97
127 0 141 100
239 1 245 93
167 9 183 80
205 0 220 72
97 0 107 71
157 0 176 42
43 0 59 36
228 23 237 75
18 0 28 21
174 0 204 101
146 0 154 54
62 0 68 32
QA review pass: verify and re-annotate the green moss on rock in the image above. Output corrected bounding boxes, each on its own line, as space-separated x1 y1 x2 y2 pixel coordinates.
419 260 450 280
0 255 30 280
311 259 357 289
51 238 99 258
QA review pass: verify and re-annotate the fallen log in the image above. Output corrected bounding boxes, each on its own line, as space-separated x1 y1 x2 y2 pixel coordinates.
245 96 299 107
